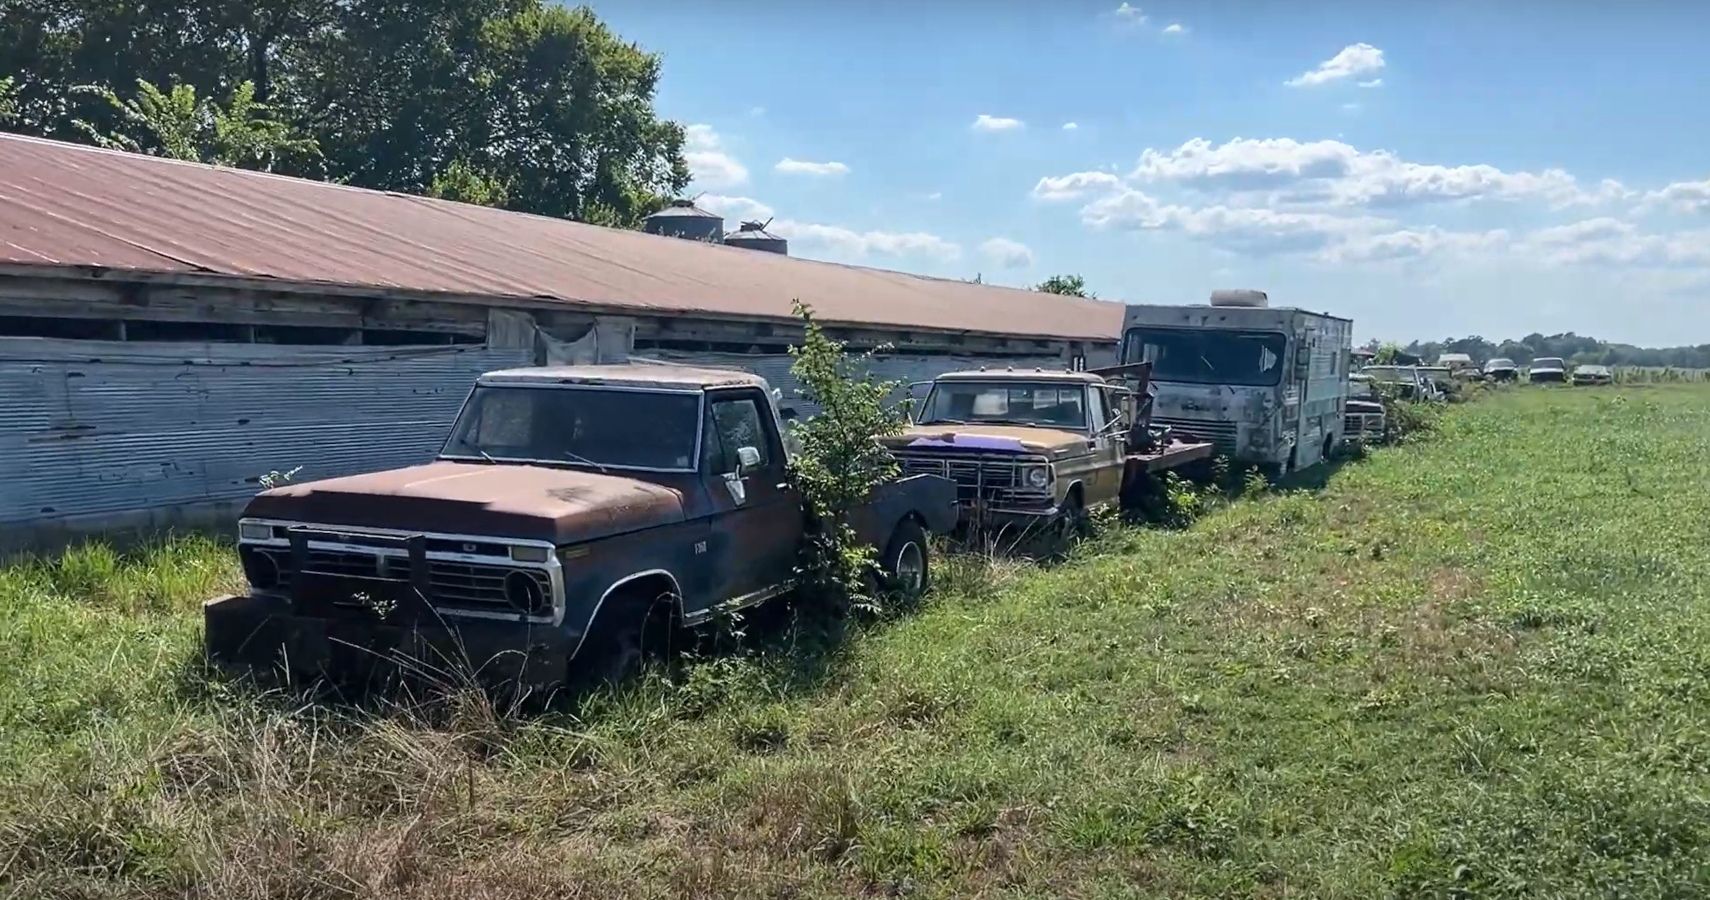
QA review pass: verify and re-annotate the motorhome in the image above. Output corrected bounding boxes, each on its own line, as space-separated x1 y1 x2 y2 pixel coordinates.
1120 290 1353 475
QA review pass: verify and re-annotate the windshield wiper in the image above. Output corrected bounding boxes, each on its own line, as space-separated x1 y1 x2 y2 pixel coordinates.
476 449 498 464
561 450 609 474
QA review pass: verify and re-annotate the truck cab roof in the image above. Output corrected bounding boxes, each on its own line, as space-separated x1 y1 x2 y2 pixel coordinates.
478 364 769 392
933 369 1108 385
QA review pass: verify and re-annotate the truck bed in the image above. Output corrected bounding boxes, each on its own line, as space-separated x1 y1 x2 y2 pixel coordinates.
1124 439 1215 473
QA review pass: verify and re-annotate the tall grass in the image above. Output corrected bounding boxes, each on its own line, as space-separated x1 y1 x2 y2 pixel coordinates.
5 385 1710 897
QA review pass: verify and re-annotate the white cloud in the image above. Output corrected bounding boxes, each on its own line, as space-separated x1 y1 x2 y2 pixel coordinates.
1122 136 1620 208
1319 227 1510 264
972 113 1024 132
1032 171 1124 202
749 106 766 117
1062 121 1080 131
684 123 748 189
1644 177 1710 213
1523 218 1710 268
1358 78 1384 88
924 191 943 201
1163 23 1187 35
696 194 775 223
774 157 851 177
771 220 962 261
1113 2 1146 23
1080 188 1391 255
979 237 1035 269
1342 102 1362 113
1286 43 1386 88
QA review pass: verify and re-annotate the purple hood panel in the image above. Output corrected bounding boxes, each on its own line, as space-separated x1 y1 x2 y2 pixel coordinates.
906 434 1030 452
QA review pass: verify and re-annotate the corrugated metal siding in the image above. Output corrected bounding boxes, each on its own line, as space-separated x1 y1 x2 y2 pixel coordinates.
0 338 529 525
634 350 1070 417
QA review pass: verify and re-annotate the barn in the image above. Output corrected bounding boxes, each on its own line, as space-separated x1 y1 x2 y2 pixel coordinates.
0 134 1123 549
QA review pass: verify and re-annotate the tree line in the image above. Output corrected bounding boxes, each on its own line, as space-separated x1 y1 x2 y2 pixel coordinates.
1389 334 1710 370
0 0 689 227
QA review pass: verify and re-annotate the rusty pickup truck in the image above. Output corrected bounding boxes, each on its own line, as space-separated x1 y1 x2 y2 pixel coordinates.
883 368 1211 541
205 365 957 690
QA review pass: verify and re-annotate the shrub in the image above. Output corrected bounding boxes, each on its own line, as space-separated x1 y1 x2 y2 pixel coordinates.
786 300 909 608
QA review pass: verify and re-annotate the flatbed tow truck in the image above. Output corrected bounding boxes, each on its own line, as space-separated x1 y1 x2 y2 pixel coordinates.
882 362 1213 541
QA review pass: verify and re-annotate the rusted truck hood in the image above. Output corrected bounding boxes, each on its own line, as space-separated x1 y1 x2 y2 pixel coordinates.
244 461 684 544
883 424 1090 456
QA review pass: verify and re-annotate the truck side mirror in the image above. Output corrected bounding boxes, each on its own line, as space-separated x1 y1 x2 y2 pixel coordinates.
736 445 762 475
779 407 800 423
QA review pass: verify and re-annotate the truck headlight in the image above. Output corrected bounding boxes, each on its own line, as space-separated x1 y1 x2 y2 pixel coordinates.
238 521 273 542
1026 467 1051 489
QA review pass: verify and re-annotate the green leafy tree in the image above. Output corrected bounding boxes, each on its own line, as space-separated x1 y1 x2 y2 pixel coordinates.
1036 274 1094 297
73 78 319 171
786 300 908 607
0 75 15 125
1 1 687 223
428 159 513 208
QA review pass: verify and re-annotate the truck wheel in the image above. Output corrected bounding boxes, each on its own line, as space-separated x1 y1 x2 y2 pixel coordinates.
575 589 674 689
880 520 931 600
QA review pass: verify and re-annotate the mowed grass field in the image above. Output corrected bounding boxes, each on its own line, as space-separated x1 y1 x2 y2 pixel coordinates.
4 385 1710 898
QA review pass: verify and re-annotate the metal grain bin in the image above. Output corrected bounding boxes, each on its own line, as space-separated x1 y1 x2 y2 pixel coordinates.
724 219 788 255
643 199 724 242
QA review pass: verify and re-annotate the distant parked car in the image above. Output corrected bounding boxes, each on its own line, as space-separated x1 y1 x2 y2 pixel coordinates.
1364 365 1443 402
1484 358 1520 382
1572 364 1614 386
1344 374 1387 445
1418 366 1456 395
1436 353 1477 375
1529 357 1568 384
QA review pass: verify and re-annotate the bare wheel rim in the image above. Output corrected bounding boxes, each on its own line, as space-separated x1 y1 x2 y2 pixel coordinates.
895 541 925 595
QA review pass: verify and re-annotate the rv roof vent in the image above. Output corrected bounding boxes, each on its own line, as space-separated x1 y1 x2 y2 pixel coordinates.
1209 289 1269 308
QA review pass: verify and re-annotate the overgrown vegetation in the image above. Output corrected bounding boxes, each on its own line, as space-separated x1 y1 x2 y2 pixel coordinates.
0 1 690 225
5 385 1710 897
785 301 907 608
72 78 321 172
1034 273 1095 297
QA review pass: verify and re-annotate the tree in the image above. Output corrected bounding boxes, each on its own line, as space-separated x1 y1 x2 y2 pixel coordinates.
73 79 320 172
428 159 513 208
786 300 908 607
0 1 688 224
1037 274 1094 297
0 75 15 125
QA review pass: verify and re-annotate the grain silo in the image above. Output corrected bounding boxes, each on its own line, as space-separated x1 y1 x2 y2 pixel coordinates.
724 219 788 255
643 198 724 242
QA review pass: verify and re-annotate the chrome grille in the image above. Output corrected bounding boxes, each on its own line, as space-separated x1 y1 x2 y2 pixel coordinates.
1344 412 1384 441
895 452 1052 509
257 545 553 617
1153 417 1239 453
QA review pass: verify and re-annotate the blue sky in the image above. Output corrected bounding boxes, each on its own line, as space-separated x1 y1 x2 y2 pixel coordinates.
590 1 1710 345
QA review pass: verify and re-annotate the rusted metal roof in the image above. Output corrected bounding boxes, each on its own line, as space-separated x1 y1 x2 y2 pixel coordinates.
0 134 1123 342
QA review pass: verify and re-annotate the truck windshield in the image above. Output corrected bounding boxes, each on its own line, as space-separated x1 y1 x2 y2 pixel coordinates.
441 386 701 471
918 382 1087 428
1123 328 1288 387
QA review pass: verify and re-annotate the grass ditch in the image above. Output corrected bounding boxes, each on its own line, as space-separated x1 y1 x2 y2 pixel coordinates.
4 384 1710 897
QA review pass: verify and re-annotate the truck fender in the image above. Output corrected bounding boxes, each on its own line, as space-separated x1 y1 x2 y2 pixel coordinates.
572 569 683 660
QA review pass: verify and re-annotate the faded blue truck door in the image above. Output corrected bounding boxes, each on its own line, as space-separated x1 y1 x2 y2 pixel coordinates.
698 387 804 609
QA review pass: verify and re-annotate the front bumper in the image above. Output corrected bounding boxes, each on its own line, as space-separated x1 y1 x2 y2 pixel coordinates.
204 594 573 690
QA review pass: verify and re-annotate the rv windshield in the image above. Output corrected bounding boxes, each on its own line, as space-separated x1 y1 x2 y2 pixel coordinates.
441 386 701 471
1122 328 1288 387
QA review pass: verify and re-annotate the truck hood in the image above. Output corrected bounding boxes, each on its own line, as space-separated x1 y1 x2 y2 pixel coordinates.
884 424 1090 455
244 461 685 545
